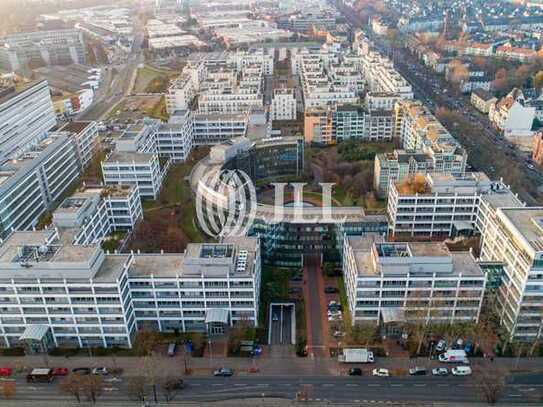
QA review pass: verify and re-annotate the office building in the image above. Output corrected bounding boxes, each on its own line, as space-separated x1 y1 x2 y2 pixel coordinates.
0 134 81 239
343 236 486 328
0 29 85 72
101 152 167 199
0 230 260 348
0 80 56 160
387 172 515 238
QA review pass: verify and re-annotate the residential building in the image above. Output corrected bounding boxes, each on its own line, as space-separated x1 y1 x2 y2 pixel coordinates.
271 89 296 121
157 110 194 162
0 29 85 72
0 80 57 160
101 152 167 199
533 130 543 165
342 236 486 328
471 89 497 114
192 113 248 145
0 230 261 348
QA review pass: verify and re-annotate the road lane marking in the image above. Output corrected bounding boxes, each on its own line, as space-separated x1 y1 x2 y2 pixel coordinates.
211 383 223 386
346 384 359 387
280 383 292 386
322 384 334 387
391 384 404 387
368 384 381 387
414 384 426 387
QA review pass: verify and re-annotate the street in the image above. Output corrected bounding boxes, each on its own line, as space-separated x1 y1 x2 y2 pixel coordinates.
4 373 543 404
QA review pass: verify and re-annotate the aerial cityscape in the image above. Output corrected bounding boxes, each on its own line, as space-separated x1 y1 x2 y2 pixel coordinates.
0 0 543 405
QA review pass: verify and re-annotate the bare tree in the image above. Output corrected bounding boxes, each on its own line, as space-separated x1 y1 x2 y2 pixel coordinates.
81 374 103 405
144 353 159 403
474 366 508 404
160 375 183 402
60 375 83 403
127 375 147 402
2 381 16 400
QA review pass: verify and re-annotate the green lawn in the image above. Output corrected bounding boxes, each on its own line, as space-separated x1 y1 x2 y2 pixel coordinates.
133 65 176 94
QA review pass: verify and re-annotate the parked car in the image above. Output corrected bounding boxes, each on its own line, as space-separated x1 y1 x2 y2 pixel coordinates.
409 367 427 376
92 367 109 376
167 343 177 357
436 339 447 352
213 368 233 377
72 368 91 375
272 314 279 321
372 368 389 377
333 331 346 338
452 366 472 376
432 368 449 376
0 367 12 377
348 368 362 376
290 275 303 282
288 287 302 295
52 367 69 376
324 286 338 294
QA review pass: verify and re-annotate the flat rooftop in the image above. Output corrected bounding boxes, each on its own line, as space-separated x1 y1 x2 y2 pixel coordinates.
499 207 543 253
104 151 154 164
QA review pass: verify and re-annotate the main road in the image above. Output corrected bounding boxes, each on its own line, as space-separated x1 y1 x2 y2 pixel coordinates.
6 373 543 404
76 10 146 122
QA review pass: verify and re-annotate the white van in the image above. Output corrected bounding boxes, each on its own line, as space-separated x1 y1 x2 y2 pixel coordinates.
452 366 472 376
438 349 469 364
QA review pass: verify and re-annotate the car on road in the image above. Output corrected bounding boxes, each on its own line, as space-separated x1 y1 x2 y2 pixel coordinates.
52 367 69 376
92 367 109 376
372 368 389 377
348 368 362 376
72 367 91 375
432 368 449 376
324 286 338 294
213 368 233 377
0 367 12 377
452 366 472 376
409 367 427 376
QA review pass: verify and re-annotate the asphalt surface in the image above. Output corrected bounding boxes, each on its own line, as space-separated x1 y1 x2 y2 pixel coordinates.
5 373 543 404
77 14 146 122
270 304 294 345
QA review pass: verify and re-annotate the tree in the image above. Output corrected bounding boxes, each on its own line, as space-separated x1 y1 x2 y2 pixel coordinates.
493 68 509 93
160 375 183 402
2 381 15 399
347 323 377 347
127 375 147 402
474 366 507 404
143 353 159 403
133 329 160 356
81 374 103 405
60 375 83 403
534 71 543 91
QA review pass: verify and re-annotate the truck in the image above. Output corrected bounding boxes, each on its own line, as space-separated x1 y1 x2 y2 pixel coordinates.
338 348 375 363
26 368 54 383
438 349 469 364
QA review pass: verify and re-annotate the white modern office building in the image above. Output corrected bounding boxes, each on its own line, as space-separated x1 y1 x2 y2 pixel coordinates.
271 88 296 121
56 121 99 170
52 185 143 246
478 206 543 342
0 134 81 239
0 80 57 160
101 151 167 199
342 235 486 329
387 172 517 238
0 230 261 349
